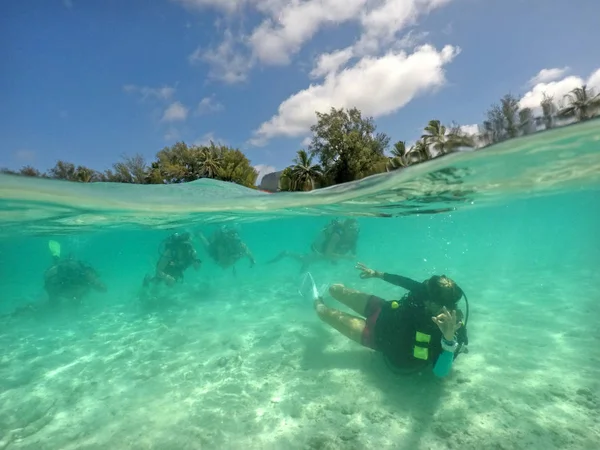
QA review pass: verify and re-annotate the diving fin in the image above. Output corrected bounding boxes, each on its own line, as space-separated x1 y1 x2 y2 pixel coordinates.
299 272 320 301
48 240 61 258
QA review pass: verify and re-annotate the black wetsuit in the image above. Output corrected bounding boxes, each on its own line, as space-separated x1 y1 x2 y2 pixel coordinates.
373 274 449 371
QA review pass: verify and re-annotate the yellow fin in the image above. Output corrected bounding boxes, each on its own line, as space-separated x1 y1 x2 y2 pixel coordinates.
48 240 61 258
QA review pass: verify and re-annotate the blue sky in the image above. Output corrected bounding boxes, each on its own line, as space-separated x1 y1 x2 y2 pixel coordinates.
1 0 599 183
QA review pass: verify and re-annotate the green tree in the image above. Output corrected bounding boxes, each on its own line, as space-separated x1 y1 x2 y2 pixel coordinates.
387 140 409 170
48 160 77 181
105 154 149 183
19 165 42 177
518 107 534 135
308 107 388 185
500 93 520 139
540 93 557 130
411 139 430 162
154 142 201 183
557 85 600 122
198 143 222 178
289 149 323 191
214 146 258 188
422 120 475 156
74 165 99 183
279 167 294 192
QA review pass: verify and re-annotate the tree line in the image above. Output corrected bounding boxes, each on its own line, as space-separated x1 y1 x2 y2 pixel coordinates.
2 84 598 191
280 84 600 191
1 142 259 188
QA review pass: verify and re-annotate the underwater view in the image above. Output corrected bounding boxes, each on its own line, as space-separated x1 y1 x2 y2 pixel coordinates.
1 121 599 450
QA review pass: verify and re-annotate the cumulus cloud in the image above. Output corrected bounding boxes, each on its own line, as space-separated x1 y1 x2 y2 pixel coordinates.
123 84 176 101
459 124 479 136
198 95 224 114
519 67 600 111
189 29 252 83
178 0 454 82
528 67 570 85
250 45 459 145
254 164 277 184
162 101 189 122
310 47 354 79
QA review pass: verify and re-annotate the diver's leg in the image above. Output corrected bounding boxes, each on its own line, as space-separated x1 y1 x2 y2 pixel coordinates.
314 298 365 344
328 284 372 317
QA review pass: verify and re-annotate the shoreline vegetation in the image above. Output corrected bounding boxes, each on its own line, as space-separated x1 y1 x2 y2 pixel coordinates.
2 85 598 192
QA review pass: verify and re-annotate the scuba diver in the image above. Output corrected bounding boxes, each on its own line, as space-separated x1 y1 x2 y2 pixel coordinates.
310 262 469 377
143 232 201 287
44 240 107 304
196 225 255 273
268 218 359 271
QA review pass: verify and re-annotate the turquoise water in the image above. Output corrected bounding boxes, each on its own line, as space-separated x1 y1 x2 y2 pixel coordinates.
1 121 599 449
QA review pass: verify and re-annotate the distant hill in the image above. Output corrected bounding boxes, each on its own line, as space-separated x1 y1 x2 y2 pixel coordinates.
259 170 283 192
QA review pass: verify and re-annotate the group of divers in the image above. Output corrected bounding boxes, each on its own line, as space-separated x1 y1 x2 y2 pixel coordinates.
13 218 470 378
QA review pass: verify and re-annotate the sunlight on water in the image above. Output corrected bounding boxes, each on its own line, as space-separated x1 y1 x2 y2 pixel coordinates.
0 122 599 449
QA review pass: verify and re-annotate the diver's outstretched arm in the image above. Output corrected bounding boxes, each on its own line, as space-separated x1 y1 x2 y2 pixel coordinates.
379 273 423 292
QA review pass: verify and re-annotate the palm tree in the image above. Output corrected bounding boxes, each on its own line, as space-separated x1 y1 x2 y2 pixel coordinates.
422 120 448 156
518 108 534 135
290 150 323 191
198 145 221 178
75 166 96 182
387 140 409 170
540 92 557 130
557 85 600 121
422 120 474 156
411 139 430 162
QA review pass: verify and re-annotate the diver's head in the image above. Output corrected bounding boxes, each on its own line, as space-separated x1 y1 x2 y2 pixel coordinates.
423 275 463 313
170 232 191 245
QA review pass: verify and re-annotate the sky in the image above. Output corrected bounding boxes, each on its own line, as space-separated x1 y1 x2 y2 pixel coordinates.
1 0 599 184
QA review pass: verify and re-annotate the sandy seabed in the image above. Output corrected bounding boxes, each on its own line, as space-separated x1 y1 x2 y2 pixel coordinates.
1 269 599 450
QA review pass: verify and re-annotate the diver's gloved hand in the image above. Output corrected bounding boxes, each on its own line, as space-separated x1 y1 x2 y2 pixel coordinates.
355 262 382 279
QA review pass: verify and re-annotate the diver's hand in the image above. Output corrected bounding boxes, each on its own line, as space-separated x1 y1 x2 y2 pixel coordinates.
355 262 382 279
164 275 176 286
432 307 462 341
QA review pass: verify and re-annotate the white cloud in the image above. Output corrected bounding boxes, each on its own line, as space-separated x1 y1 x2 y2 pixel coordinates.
519 68 600 111
123 84 176 101
354 0 449 56
14 150 36 162
254 164 276 184
310 47 354 79
172 0 246 14
587 68 600 92
198 95 224 114
459 124 479 136
178 0 454 83
189 29 252 83
250 45 459 145
162 101 189 122
249 0 368 65
528 67 570 85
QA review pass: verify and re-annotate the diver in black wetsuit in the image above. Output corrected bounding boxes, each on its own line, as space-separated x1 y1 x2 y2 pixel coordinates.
44 256 107 304
314 263 469 377
268 219 359 271
143 232 201 287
